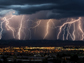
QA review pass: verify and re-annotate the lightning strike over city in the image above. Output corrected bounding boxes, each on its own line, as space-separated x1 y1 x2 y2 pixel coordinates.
0 0 84 41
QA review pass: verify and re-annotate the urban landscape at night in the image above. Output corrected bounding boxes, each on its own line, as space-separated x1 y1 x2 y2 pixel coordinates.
0 46 84 63
0 40 83 63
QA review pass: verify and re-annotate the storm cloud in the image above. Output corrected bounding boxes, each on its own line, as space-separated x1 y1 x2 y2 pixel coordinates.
0 0 84 19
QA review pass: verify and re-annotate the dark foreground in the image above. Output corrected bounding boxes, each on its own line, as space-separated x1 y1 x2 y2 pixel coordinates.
0 40 84 47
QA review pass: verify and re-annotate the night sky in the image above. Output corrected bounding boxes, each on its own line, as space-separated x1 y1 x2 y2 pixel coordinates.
0 0 84 40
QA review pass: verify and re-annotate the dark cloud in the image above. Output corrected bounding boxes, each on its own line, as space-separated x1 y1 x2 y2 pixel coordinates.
0 0 59 5
0 0 84 19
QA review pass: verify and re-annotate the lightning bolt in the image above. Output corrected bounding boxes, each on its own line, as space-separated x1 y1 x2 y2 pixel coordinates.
78 19 84 40
66 24 74 40
0 15 15 39
4 17 15 38
72 23 75 40
27 20 41 39
17 15 24 40
0 21 5 39
63 25 66 40
26 19 32 40
43 19 52 39
31 20 41 28
0 11 31 40
57 17 82 40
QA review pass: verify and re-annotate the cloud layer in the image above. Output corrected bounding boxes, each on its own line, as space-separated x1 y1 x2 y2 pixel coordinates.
0 0 84 19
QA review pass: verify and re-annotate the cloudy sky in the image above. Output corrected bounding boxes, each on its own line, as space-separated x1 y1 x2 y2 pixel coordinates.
0 0 84 40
